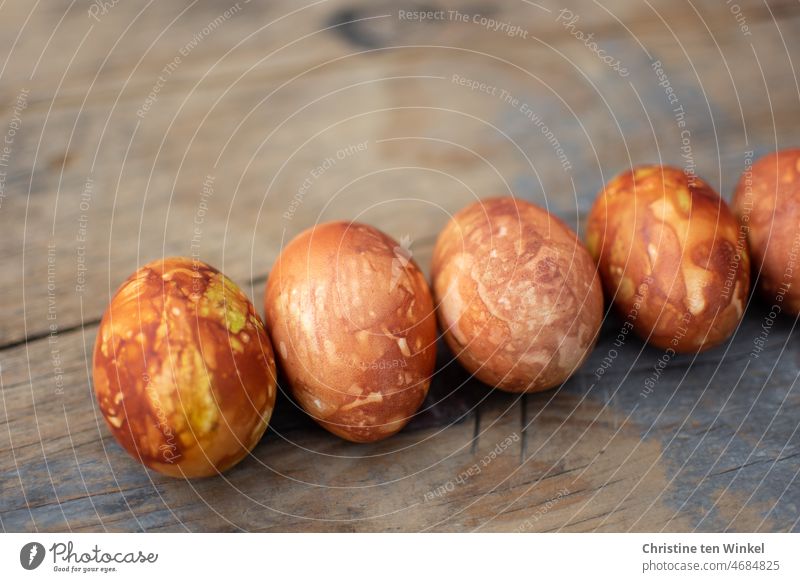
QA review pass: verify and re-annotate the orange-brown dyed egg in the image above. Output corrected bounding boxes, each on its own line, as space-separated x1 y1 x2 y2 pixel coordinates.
431 197 603 393
586 165 749 352
264 221 437 443
732 149 800 315
93 257 277 478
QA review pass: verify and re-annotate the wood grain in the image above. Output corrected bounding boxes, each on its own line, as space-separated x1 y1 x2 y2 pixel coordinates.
1 0 798 532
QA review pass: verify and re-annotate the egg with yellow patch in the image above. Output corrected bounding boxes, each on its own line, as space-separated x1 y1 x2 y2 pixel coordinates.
264 221 437 442
586 165 749 352
92 257 277 478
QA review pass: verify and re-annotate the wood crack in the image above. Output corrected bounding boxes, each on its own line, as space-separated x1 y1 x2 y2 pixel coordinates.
0 318 100 352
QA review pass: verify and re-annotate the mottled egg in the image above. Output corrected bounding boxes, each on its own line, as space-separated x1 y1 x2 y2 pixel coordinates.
586 165 749 352
431 197 603 393
264 221 437 442
93 258 277 478
732 149 800 315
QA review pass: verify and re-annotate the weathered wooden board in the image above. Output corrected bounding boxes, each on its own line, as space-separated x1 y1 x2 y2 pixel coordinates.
1 0 799 532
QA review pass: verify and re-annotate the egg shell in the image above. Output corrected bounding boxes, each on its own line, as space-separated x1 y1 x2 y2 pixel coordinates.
92 257 277 478
732 149 800 315
264 221 437 443
586 165 749 352
431 197 603 393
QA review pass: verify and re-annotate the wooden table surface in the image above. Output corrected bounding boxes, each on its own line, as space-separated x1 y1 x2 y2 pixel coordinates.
1 0 799 532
